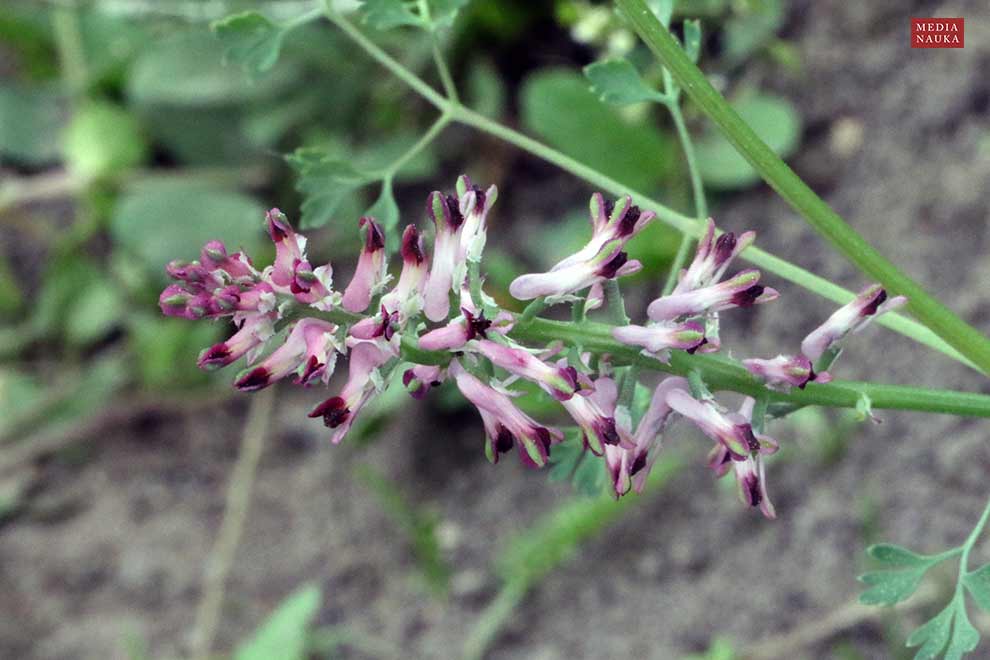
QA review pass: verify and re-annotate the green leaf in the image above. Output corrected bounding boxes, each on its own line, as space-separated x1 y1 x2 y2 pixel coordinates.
129 313 220 389
521 69 674 193
62 101 147 180
944 598 980 660
645 0 674 27
683 19 702 63
859 568 928 606
365 180 400 239
212 11 286 78
906 604 953 659
287 148 375 229
0 84 64 165
127 30 293 106
584 58 666 106
694 92 801 190
110 179 265 278
548 430 607 497
360 0 424 30
723 0 784 66
235 584 322 660
467 59 507 119
963 563 990 611
65 278 125 347
429 0 470 26
867 544 936 568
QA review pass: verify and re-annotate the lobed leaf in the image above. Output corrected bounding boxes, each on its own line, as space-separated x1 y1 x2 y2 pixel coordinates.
858 567 928 606
365 181 400 243
360 0 424 30
286 149 375 229
212 11 286 78
867 543 936 568
906 596 980 660
963 563 990 611
584 58 666 106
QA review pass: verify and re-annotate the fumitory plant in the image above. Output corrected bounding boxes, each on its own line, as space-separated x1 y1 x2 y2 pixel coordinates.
155 0 990 657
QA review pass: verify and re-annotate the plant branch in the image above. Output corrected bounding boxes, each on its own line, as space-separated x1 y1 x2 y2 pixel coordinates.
320 8 977 372
615 0 990 375
189 388 275 660
662 99 706 295
383 112 451 178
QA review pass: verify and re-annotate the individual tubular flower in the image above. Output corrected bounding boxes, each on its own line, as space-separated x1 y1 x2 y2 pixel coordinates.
233 318 340 391
266 208 306 290
403 365 445 400
418 283 513 351
665 389 761 460
706 397 778 519
455 174 497 265
474 339 582 401
508 194 655 301
379 224 429 322
197 312 277 371
200 240 258 283
800 284 907 361
743 354 831 391
672 219 754 295
308 340 392 444
341 217 387 313
647 269 779 322
560 383 620 456
423 191 466 321
450 361 562 468
612 320 707 358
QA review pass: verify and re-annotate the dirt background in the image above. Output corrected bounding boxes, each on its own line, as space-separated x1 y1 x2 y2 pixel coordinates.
2 0 990 658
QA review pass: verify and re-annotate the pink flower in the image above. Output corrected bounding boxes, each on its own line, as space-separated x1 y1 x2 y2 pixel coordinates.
200 240 258 283
560 383 620 456
266 208 307 290
455 174 497 265
233 318 340 390
508 194 654 301
672 219 753 295
612 320 707 358
450 361 562 467
197 312 277 370
341 217 387 313
743 354 831 390
418 283 513 351
308 340 392 444
647 269 778 322
665 389 761 460
801 284 907 361
379 224 429 322
706 398 778 519
474 339 583 401
403 365 445 400
423 191 466 321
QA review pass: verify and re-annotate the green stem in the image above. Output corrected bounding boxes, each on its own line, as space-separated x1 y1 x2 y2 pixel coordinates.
960 495 990 568
383 112 450 178
508 318 990 418
615 0 990 375
661 99 707 295
603 279 629 325
320 7 977 372
52 5 88 100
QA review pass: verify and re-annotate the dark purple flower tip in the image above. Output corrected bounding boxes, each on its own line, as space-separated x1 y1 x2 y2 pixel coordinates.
598 417 620 446
464 309 493 341
616 204 642 236
534 427 553 457
739 424 761 455
309 396 351 428
494 425 515 455
401 225 425 264
235 367 271 391
444 193 464 229
861 289 888 316
266 208 291 242
597 251 629 279
629 450 648 477
198 343 232 370
359 216 385 252
297 355 324 385
470 185 487 213
602 198 616 219
559 366 580 392
742 473 763 508
685 337 709 354
712 232 737 266
731 284 766 307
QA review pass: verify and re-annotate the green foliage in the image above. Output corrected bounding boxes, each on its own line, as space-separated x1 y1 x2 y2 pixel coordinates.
681 637 738 660
694 92 801 189
520 69 673 192
962 563 990 611
859 544 940 606
584 58 666 106
286 149 374 230
129 314 220 389
722 0 785 67
0 84 63 165
906 598 978 660
356 466 451 596
110 179 265 277
366 180 400 238
466 59 507 119
547 429 608 497
62 101 147 180
235 584 322 660
360 0 425 30
212 11 287 78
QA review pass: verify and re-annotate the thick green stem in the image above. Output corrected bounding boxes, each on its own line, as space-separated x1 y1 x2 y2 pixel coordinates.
320 7 977 372
615 0 990 375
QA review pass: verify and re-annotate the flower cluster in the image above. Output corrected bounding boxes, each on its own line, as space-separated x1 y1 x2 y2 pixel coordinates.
161 177 905 518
